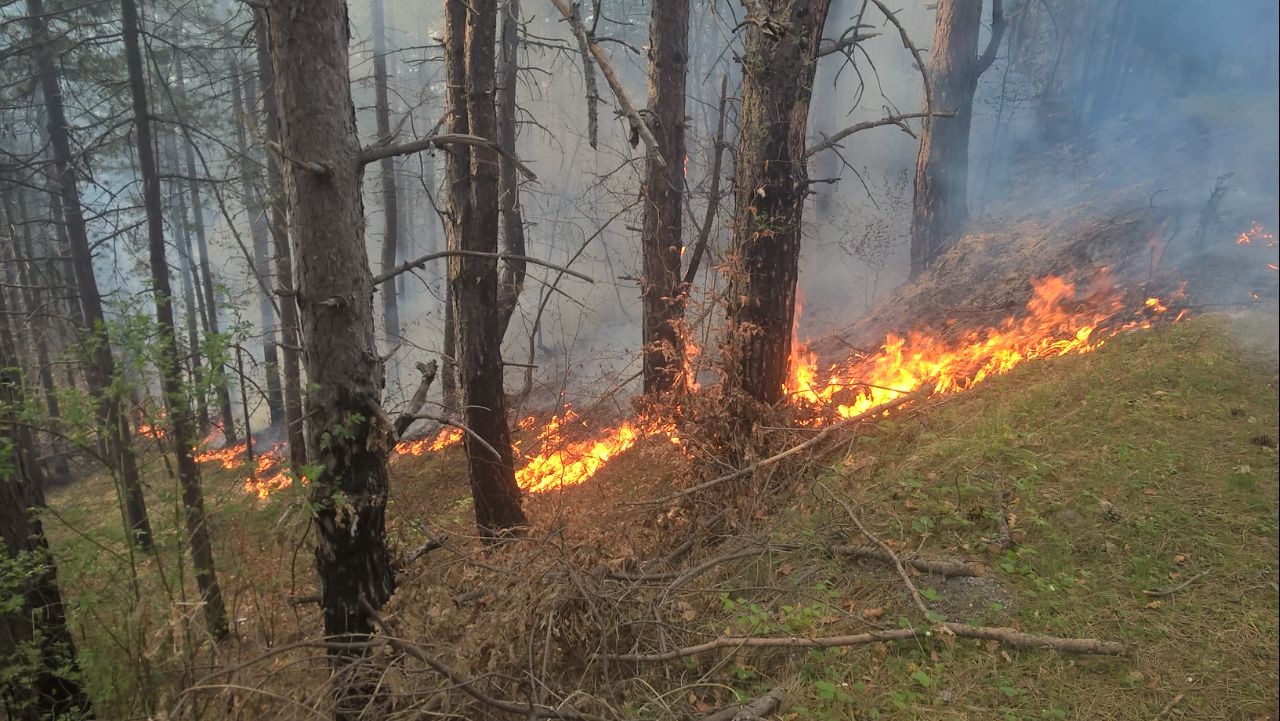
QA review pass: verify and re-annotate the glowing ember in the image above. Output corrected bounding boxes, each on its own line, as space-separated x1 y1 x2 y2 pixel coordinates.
786 275 1176 420
136 412 166 439
1237 221 1276 246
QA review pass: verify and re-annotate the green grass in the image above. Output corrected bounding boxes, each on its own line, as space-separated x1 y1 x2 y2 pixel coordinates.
695 314 1278 720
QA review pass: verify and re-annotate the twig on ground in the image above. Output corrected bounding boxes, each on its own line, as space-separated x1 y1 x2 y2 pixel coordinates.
1153 692 1185 720
701 687 784 721
822 484 932 619
1142 572 1207 598
832 544 985 578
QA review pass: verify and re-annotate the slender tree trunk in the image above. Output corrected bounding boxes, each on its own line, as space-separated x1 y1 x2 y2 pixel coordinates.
640 0 689 394
253 13 307 469
446 0 528 536
495 0 527 339
231 66 285 429
263 3 395 713
371 0 402 389
721 0 832 404
119 0 227 640
26 0 154 550
164 129 210 434
908 0 1004 278
0 287 92 721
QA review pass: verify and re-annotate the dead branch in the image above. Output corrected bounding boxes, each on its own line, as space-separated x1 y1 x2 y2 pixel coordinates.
701 688 784 721
264 139 331 177
640 388 929 506
359 133 538 181
817 27 879 57
598 622 1128 662
804 111 956 158
974 0 1007 75
395 361 438 438
823 485 931 619
569 2 600 148
373 249 594 286
408 414 503 461
832 544 984 578
358 597 605 720
1142 571 1207 598
682 74 730 290
865 0 933 126
547 0 665 164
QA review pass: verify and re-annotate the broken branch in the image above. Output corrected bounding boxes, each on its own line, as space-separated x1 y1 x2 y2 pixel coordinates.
373 249 594 285
805 111 956 158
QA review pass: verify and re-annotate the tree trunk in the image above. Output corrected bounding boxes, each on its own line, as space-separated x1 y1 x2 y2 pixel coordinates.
119 0 228 640
495 0 527 339
263 2 395 712
371 0 402 388
446 0 527 536
254 13 307 470
640 0 689 394
721 0 832 405
0 287 92 721
231 65 286 429
164 128 210 435
909 0 1004 278
26 0 154 550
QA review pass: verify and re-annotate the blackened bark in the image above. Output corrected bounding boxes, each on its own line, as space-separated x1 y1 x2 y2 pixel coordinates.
909 0 1004 278
264 2 395 711
495 0 526 339
0 288 92 721
722 0 832 404
372 0 402 387
640 0 688 394
119 0 227 640
253 14 307 470
446 0 527 536
27 0 154 549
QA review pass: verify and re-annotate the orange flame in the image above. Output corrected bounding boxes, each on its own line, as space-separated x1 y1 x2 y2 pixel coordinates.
512 409 656 493
1237 221 1276 246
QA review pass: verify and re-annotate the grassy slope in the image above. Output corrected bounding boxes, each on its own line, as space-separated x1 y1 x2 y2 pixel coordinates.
40 313 1279 719
717 314 1278 720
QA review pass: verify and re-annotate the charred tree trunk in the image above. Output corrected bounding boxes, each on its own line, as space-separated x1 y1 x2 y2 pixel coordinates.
119 0 228 640
371 0 402 388
721 0 832 405
640 0 689 394
908 0 1004 278
264 2 395 712
445 0 527 536
254 13 307 470
231 66 285 429
495 0 526 339
27 0 154 550
0 290 92 721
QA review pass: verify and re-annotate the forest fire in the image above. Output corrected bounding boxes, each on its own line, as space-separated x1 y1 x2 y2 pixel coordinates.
784 275 1180 421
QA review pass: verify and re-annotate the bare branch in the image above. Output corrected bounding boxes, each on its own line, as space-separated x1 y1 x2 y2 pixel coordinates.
682 74 729 289
804 111 955 158
395 361 438 438
359 133 538 181
975 0 1007 75
373 249 594 286
866 0 933 126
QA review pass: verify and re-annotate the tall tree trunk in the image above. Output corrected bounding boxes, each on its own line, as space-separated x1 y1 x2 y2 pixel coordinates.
0 287 92 721
164 129 210 435
371 0 402 389
119 0 227 640
263 2 395 712
908 0 1004 278
495 0 526 338
231 66 286 428
26 0 154 550
446 0 528 536
721 0 832 405
253 13 307 469
177 58 238 445
640 0 689 394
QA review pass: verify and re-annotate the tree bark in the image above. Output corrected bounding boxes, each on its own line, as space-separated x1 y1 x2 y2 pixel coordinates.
254 13 307 470
371 0 402 389
164 128 210 435
909 0 1004 278
263 2 395 712
640 0 689 394
0 287 92 721
120 0 228 640
495 0 526 339
721 0 832 404
26 0 154 550
445 0 527 536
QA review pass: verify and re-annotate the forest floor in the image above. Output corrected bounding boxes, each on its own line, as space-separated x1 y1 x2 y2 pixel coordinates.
43 310 1279 720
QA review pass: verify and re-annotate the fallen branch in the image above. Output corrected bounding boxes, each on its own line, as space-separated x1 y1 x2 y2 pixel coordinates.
824 485 931 619
639 388 928 505
359 597 604 720
373 249 594 286
1142 572 1207 598
701 687 784 721
832 544 984 578
547 0 664 164
598 622 1128 662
